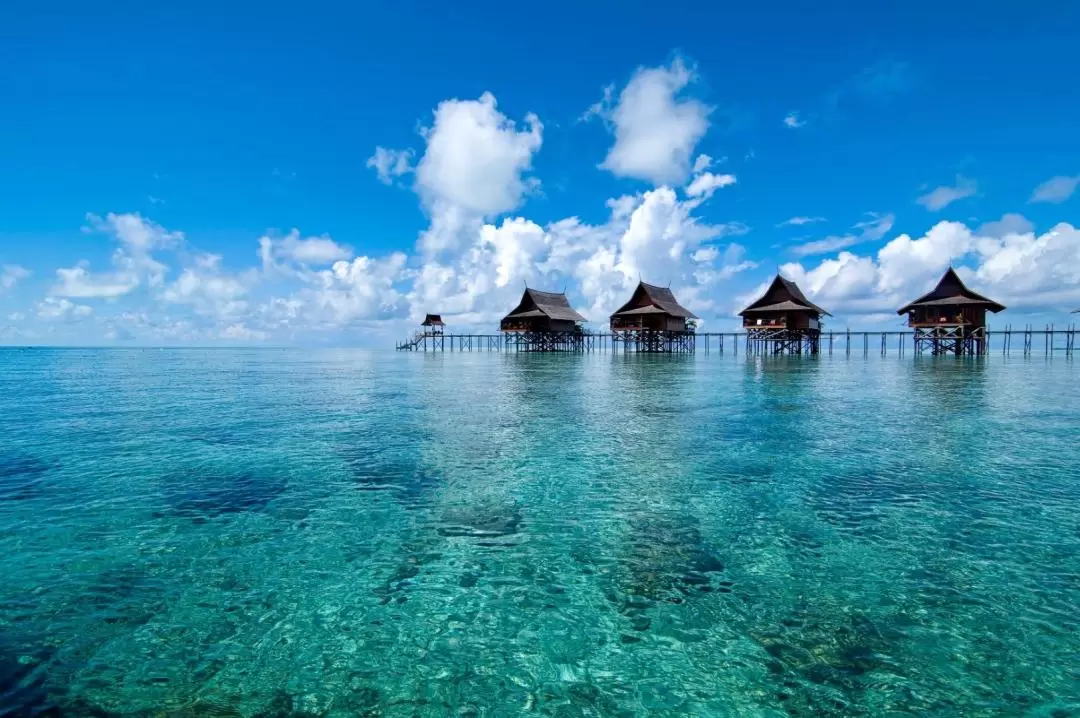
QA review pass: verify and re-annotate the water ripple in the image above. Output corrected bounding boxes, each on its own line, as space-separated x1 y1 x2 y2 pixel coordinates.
0 349 1076 716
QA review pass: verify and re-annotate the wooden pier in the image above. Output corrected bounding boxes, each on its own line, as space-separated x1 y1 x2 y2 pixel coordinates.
402 268 1075 357
398 325 1079 357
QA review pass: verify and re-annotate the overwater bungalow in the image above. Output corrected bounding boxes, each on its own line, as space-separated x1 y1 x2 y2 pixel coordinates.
500 288 587 351
898 267 1005 355
609 281 697 352
739 274 830 355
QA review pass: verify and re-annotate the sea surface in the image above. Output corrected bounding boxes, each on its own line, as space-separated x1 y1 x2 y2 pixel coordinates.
1 349 1078 717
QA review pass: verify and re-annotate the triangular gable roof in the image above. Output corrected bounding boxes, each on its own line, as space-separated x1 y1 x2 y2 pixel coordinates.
421 313 444 326
611 281 698 319
739 274 831 317
502 288 587 323
896 267 1006 315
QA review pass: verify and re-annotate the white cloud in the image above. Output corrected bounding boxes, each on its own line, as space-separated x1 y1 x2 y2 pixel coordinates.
1 264 30 291
294 253 409 326
160 253 255 319
580 84 614 123
977 213 1034 239
366 147 414 185
790 212 895 257
685 172 736 199
54 264 140 298
374 92 544 259
8 312 26 322
767 217 1080 318
783 112 806 128
219 323 269 342
85 212 182 252
259 229 353 269
589 58 711 186
1029 175 1079 204
36 297 93 321
416 92 542 219
777 216 826 228
54 212 179 298
916 175 978 211
405 184 754 328
692 247 719 263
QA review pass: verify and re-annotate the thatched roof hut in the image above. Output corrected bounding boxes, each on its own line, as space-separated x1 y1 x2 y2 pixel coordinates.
421 313 445 327
897 267 1005 327
740 274 830 329
610 281 697 332
500 288 586 333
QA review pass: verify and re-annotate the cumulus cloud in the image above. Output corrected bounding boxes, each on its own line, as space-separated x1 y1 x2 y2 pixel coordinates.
404 183 754 328
53 212 179 298
1 264 30 291
789 212 895 257
760 216 1080 318
297 253 410 326
366 147 414 185
685 171 736 199
1029 174 1079 204
36 297 93 321
977 213 1034 239
259 229 353 270
54 264 140 298
588 58 711 186
417 93 542 217
916 175 978 211
160 253 255 319
371 92 544 258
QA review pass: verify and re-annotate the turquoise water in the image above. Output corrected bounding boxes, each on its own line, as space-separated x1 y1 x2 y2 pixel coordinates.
1 349 1078 717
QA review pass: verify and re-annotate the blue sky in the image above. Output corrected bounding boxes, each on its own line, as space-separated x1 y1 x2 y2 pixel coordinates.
1 1 1079 345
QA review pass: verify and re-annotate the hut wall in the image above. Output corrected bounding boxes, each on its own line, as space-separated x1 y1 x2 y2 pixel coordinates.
742 312 786 328
788 313 819 330
664 316 688 332
742 312 819 330
611 315 654 331
549 319 579 333
907 306 988 328
611 315 689 332
501 317 543 332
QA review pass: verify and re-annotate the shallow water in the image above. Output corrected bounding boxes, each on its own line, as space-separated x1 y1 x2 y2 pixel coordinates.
0 348 1078 716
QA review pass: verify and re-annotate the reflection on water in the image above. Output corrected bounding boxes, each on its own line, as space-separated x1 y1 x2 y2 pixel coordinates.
0 349 1077 716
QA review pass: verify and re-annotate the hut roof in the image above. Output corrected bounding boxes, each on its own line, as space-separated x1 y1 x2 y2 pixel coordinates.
896 267 1006 315
611 281 698 319
421 313 445 326
739 274 831 317
502 288 587 323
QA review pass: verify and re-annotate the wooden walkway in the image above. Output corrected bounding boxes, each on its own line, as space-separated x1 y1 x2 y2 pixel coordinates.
397 324 1079 356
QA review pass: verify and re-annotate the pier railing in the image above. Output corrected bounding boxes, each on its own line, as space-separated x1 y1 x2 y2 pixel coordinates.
396 324 1079 356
